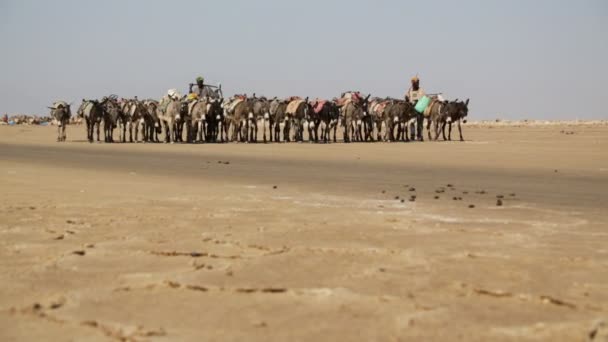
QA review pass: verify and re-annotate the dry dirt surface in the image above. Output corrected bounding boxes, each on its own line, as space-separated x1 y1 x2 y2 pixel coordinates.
1 125 607 341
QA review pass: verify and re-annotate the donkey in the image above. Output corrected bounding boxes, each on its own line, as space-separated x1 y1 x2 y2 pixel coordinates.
142 99 161 142
269 98 290 142
225 96 253 142
320 100 340 143
157 96 184 143
440 99 469 141
48 101 71 142
204 97 224 143
251 95 272 143
384 100 417 142
187 97 210 143
100 96 121 143
368 98 390 142
118 98 146 143
424 98 448 141
289 97 311 142
341 94 370 143
308 99 327 143
77 99 103 143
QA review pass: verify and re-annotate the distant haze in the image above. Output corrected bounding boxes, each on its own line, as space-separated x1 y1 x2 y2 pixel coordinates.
1 0 606 120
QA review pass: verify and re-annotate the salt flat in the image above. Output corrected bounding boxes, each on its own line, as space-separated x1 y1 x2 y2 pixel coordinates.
0 124 607 341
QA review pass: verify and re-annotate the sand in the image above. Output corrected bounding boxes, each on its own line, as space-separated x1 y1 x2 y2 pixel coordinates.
1 124 607 341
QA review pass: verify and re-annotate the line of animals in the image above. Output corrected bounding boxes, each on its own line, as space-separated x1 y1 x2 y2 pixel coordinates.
47 91 469 144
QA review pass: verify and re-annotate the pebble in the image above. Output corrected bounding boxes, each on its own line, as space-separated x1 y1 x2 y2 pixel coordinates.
468 204 475 208
496 199 503 206
72 250 86 256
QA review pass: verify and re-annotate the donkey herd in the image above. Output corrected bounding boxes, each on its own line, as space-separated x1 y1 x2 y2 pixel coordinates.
47 91 469 144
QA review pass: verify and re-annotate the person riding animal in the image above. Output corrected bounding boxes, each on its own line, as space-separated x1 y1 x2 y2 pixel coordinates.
405 75 425 141
189 76 219 99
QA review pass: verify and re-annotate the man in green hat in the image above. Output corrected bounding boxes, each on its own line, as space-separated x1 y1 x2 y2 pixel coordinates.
189 76 219 99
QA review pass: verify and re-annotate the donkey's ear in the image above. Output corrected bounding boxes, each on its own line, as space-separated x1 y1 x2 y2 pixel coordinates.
465 99 469 106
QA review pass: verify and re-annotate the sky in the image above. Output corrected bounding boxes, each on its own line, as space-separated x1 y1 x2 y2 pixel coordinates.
0 0 606 120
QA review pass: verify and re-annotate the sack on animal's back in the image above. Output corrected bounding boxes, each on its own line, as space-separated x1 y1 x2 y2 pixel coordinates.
286 99 304 114
159 96 171 113
313 100 326 114
225 98 244 113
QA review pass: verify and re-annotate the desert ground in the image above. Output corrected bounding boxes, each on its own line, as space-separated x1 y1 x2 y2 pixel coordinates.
1 123 607 341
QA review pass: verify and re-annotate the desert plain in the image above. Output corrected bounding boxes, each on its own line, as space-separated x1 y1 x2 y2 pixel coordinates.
1 123 607 341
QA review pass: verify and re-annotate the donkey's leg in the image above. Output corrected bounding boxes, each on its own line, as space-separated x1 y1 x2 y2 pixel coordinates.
283 119 290 142
448 122 452 141
263 117 269 143
458 119 464 141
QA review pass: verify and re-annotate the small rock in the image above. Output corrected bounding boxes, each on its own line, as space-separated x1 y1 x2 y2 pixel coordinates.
434 196 440 199
447 184 453 188
509 193 516 197
273 185 277 189
496 195 504 199
66 220 76 224
496 199 503 206
409 187 416 192
381 190 386 194
394 196 400 200
254 321 267 328
453 197 458 201
468 204 475 208
72 250 86 256
400 199 405 203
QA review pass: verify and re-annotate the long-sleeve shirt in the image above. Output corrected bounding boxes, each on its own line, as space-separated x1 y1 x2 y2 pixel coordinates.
189 85 220 99
406 87 425 104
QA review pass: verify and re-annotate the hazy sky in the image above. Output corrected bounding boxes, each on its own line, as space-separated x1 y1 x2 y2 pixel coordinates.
1 0 606 119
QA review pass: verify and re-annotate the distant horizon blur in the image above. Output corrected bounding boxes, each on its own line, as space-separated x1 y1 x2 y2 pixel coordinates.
1 0 606 120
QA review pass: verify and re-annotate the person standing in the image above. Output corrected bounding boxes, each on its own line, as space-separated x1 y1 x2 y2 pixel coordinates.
406 76 425 141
